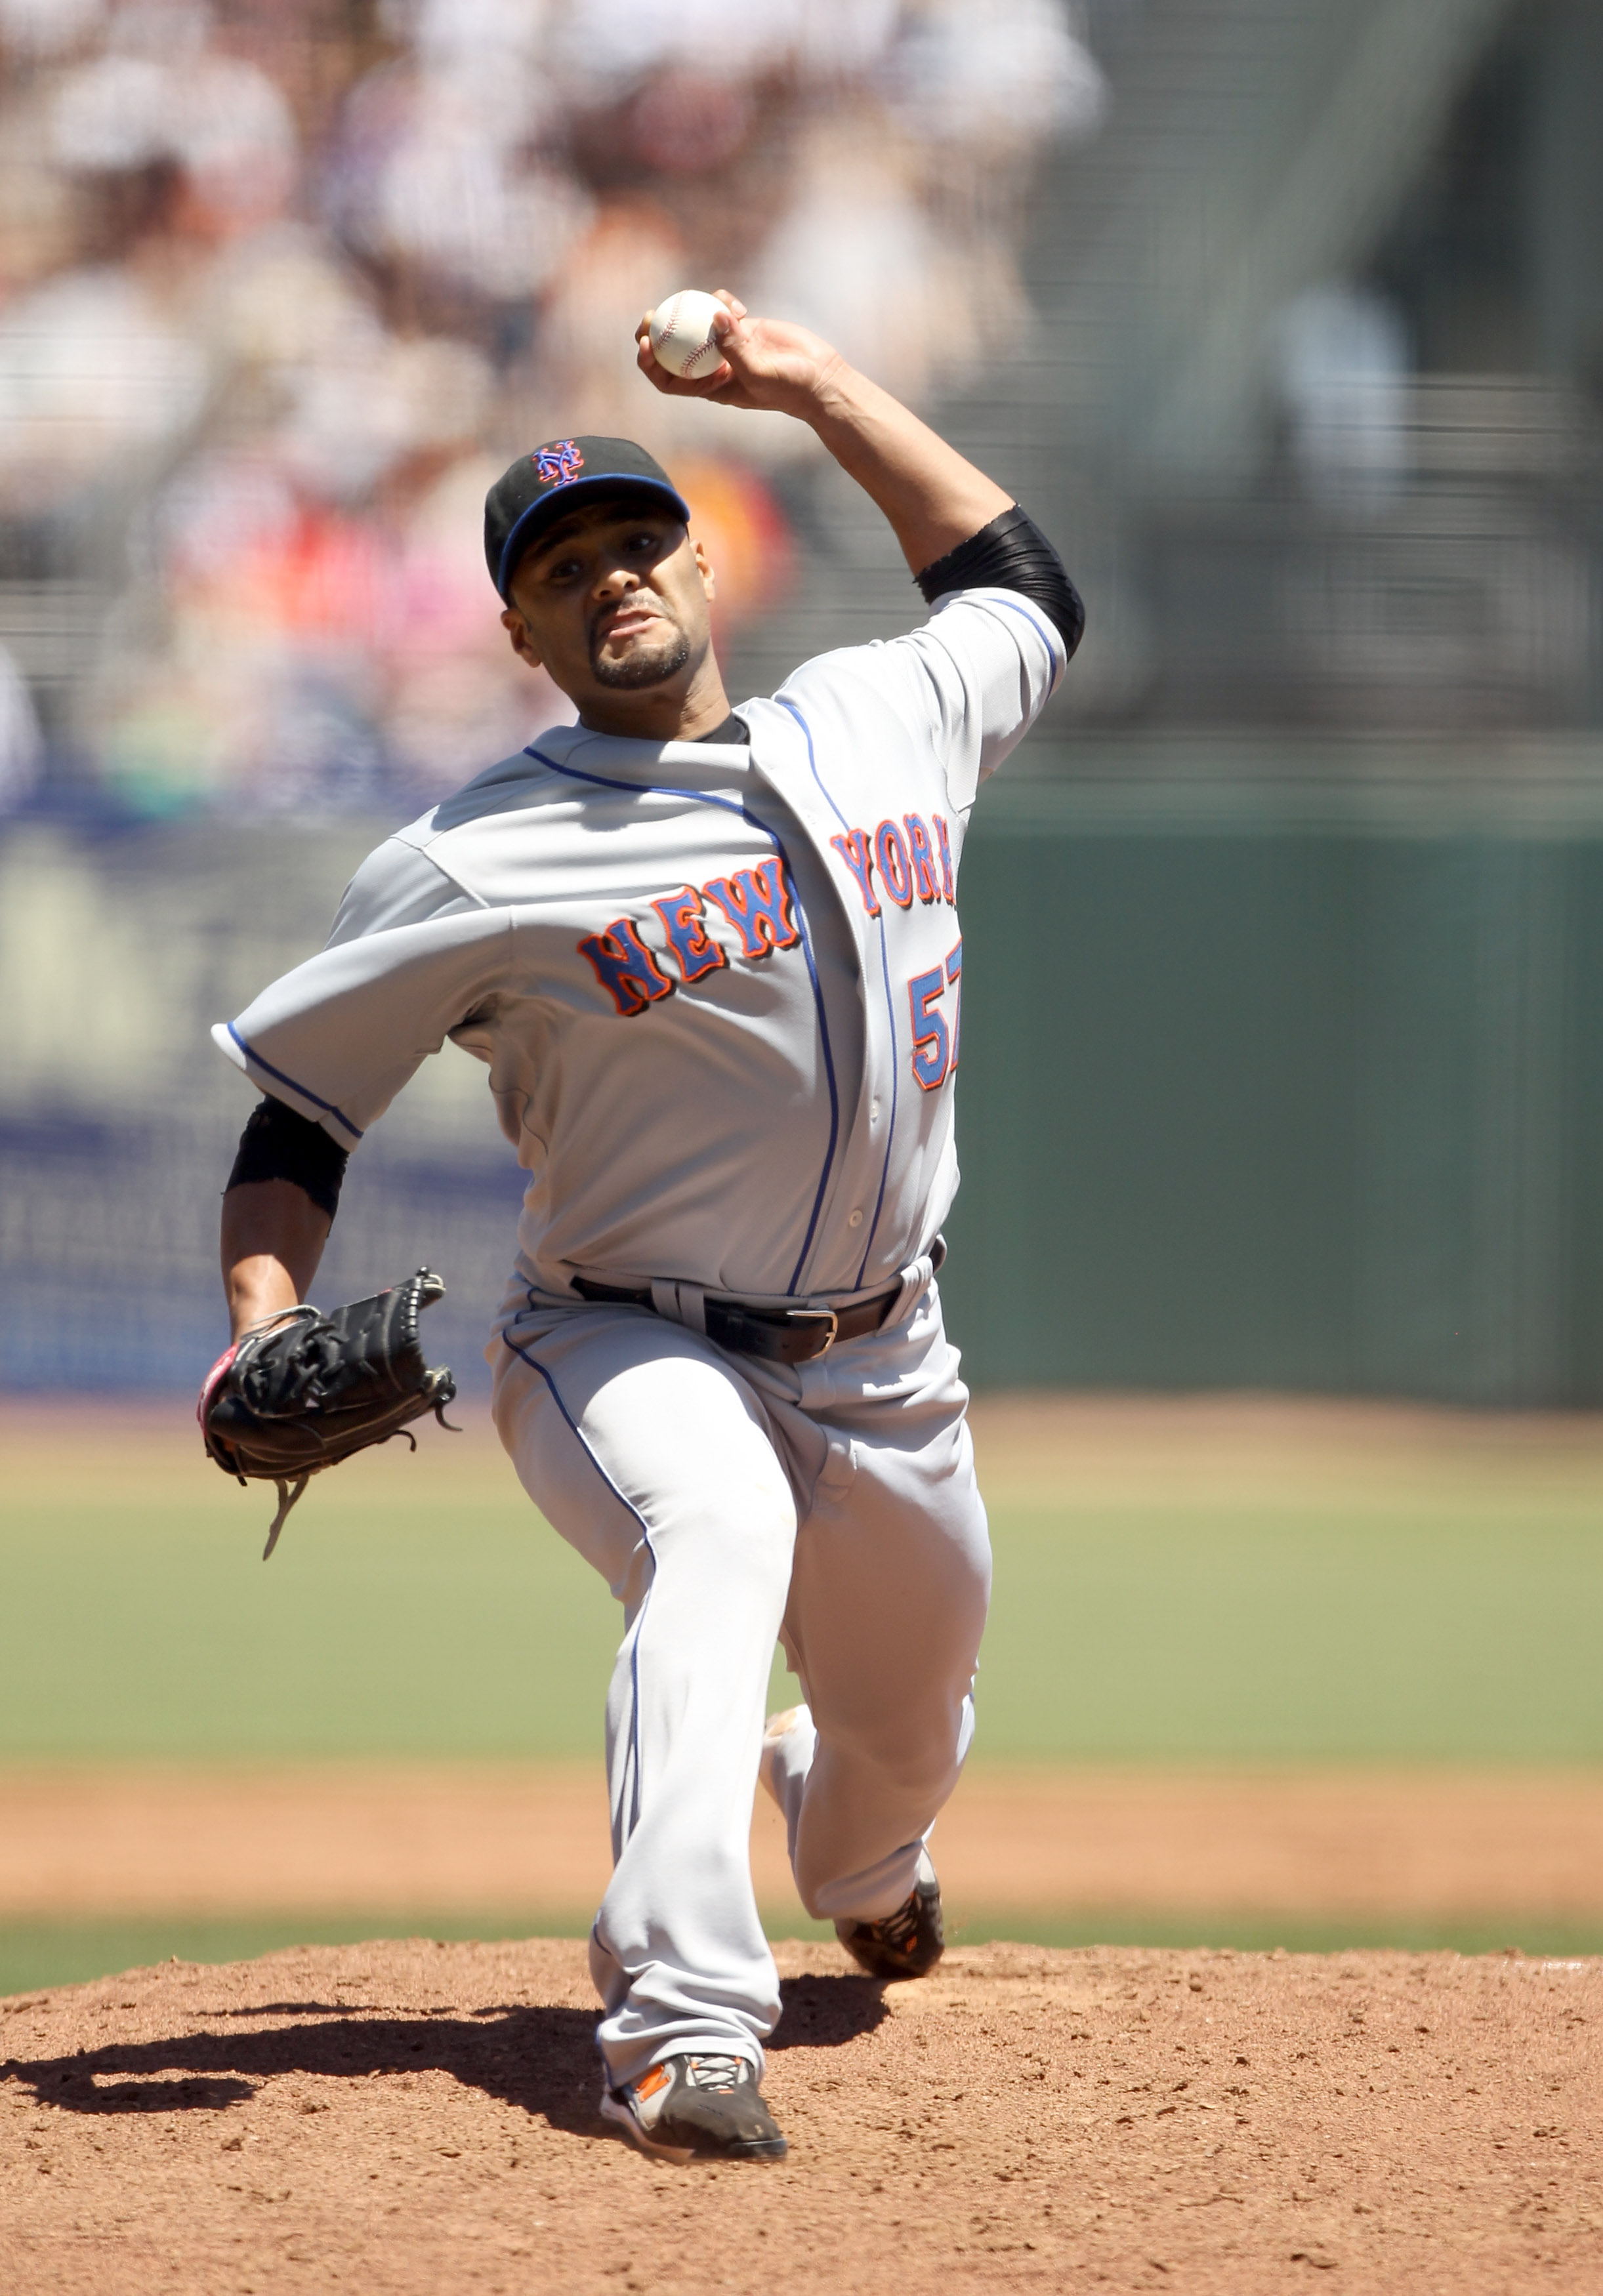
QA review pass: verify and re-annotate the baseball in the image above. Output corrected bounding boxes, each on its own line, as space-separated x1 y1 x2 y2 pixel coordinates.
648 289 728 380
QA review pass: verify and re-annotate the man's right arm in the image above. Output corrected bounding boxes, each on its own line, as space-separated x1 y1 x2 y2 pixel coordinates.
637 294 1012 578
635 295 1083 733
911 507 1084 658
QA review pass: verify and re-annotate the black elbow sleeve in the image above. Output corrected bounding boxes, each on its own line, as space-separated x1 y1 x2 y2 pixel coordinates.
225 1096 350 1221
915 505 1085 661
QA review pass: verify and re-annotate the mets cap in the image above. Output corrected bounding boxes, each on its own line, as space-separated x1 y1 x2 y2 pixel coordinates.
484 436 692 604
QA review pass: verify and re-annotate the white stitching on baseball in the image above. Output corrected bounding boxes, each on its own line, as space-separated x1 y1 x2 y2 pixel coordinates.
656 295 723 378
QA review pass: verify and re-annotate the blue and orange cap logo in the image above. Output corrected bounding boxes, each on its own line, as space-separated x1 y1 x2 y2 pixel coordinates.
534 440 585 487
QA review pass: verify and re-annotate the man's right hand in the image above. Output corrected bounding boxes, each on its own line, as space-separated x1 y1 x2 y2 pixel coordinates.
635 290 1012 580
635 291 846 421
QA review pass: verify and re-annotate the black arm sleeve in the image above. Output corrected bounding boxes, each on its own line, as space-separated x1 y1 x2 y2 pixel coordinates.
914 505 1085 661
225 1095 350 1221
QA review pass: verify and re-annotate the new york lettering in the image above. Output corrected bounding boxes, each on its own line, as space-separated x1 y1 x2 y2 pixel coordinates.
830 813 955 917
579 858 800 1017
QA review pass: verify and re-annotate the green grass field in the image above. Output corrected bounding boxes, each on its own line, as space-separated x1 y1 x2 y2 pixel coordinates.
5 1403 1603 1765
6 1401 1603 1992
7 1910 1602 2003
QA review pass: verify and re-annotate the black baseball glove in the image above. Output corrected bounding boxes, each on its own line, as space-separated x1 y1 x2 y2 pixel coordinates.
199 1269 459 1559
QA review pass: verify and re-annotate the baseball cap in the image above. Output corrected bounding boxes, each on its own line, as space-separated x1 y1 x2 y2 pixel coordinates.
484 436 692 604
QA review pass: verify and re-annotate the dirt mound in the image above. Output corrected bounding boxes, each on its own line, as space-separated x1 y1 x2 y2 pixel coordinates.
3 1938 1598 2293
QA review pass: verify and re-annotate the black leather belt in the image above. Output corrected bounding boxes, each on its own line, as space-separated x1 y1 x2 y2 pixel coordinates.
571 1276 901 1365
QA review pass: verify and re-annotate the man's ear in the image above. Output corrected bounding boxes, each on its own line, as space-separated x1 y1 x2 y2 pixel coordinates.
501 605 543 672
693 536 716 604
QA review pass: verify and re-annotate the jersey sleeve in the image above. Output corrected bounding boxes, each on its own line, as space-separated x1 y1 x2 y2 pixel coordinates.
776 585 1066 821
326 827 482 942
904 587 1066 815
211 834 505 1146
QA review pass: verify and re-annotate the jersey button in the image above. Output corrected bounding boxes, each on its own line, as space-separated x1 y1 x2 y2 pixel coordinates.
848 1208 864 1229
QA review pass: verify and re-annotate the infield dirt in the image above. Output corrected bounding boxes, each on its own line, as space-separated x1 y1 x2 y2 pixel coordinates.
7 1763 1603 1931
3 1937 1599 2293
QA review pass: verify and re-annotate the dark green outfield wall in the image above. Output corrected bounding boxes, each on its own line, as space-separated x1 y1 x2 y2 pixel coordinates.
941 768 1603 1404
7 766 1603 1404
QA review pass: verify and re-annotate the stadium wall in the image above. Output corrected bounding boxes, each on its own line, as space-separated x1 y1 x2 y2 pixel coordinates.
6 740 1603 1403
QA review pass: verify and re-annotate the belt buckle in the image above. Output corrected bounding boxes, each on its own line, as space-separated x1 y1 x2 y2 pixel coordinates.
789 1305 839 1359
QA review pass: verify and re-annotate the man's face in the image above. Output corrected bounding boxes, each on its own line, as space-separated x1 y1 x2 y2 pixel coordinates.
501 498 716 712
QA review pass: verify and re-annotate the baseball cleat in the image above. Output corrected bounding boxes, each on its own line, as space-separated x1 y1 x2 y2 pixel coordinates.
835 1845 946 1980
600 2052 788 2163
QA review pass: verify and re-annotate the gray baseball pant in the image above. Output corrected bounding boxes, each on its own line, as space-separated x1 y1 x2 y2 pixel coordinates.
488 1270 990 2089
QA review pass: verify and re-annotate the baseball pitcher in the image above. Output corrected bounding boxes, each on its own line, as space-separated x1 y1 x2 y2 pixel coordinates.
204 294 1083 2162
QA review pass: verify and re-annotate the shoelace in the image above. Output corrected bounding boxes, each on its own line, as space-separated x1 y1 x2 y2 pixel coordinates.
678 2055 747 2093
864 1890 921 1952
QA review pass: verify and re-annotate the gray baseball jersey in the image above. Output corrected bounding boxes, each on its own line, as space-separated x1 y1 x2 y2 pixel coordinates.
213 587 1064 1304
213 579 1067 2095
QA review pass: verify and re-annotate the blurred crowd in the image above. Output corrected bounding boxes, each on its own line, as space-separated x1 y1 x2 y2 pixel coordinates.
0 0 1104 818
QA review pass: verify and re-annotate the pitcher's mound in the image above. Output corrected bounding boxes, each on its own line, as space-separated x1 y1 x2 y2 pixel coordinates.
3 1937 1598 2293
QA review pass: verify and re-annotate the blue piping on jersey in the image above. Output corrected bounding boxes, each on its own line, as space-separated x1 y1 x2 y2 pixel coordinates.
225 1023 364 1142
525 743 840 1297
503 1315 657 1846
989 594 1066 694
776 695 898 1290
